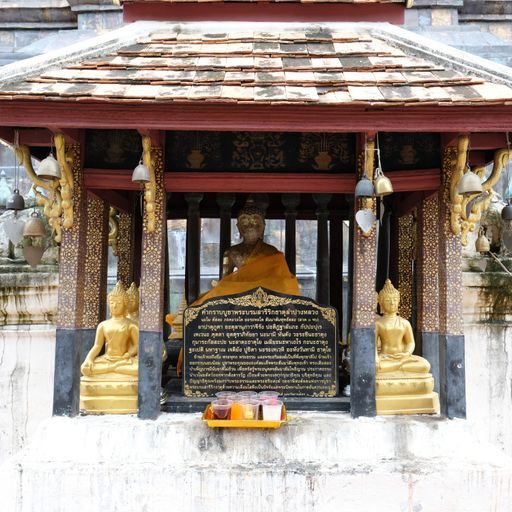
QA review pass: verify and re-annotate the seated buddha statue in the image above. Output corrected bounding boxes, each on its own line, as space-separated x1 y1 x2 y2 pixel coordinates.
126 282 139 324
375 279 439 415
167 197 300 374
80 281 139 414
194 198 300 305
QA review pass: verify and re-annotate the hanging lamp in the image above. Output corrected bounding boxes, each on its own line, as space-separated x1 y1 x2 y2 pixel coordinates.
132 157 150 184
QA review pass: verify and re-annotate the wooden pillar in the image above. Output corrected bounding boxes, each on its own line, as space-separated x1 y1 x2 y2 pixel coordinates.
417 194 440 394
350 135 377 418
217 193 236 279
397 213 416 323
438 144 466 419
313 193 332 305
185 192 203 305
117 210 135 288
329 215 343 315
53 143 87 416
138 143 166 420
80 194 110 359
282 193 300 275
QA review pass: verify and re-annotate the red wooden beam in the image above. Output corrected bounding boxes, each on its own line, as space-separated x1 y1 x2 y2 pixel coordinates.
84 168 440 194
123 2 405 23
442 132 509 150
137 129 164 148
47 127 81 145
88 189 133 213
19 128 53 147
1 101 512 133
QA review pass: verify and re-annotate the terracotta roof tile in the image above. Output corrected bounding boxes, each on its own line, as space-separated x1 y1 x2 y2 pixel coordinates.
1 24 511 107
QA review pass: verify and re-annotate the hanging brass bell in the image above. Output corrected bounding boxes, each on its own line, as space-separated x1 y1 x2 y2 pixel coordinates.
501 203 512 221
457 167 483 196
132 161 150 184
23 211 46 237
475 231 490 253
6 189 25 211
374 169 393 197
37 153 61 180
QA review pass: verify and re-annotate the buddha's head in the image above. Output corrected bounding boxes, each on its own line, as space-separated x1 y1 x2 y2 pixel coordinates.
237 198 265 244
378 279 400 315
126 282 139 315
108 281 128 317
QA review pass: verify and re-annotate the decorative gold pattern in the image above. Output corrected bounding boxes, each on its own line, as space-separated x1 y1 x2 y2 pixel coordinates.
417 195 439 332
16 144 63 243
298 133 352 171
81 195 109 329
449 134 511 245
232 132 285 170
397 213 415 321
57 144 86 328
352 144 377 328
117 211 134 287
55 133 75 231
142 134 157 233
184 287 336 326
108 207 119 257
139 146 166 332
440 146 464 336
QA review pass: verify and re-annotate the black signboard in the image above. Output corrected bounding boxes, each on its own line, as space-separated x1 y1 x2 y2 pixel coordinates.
183 287 338 397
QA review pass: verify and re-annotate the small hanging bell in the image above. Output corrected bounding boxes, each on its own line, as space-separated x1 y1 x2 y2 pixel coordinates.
457 166 483 196
132 160 150 184
502 203 512 221
354 176 375 198
6 189 25 211
23 211 46 237
475 230 490 253
374 168 393 197
37 153 61 180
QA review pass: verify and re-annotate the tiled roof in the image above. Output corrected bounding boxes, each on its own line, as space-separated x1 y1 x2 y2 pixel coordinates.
120 0 405 3
1 24 512 106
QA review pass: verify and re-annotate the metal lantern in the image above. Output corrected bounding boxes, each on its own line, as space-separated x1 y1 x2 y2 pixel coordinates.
502 203 512 221
37 153 61 180
23 211 46 237
457 167 483 196
6 189 25 211
354 176 375 198
132 160 150 184
374 169 393 197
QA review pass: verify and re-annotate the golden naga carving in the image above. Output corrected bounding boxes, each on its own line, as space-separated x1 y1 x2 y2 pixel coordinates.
449 134 511 245
141 134 156 233
375 279 439 415
54 133 75 230
17 134 75 243
359 137 376 238
109 207 119 257
16 144 63 242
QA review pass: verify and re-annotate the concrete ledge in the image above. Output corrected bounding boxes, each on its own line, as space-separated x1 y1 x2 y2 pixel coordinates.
3 413 512 512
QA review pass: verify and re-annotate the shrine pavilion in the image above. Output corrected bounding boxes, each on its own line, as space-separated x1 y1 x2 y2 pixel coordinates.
0 0 512 422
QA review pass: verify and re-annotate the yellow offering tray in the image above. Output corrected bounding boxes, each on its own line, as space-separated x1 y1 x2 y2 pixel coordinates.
203 404 287 429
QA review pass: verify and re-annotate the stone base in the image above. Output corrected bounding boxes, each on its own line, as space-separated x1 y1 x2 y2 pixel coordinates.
3 413 512 512
80 374 137 414
376 392 440 415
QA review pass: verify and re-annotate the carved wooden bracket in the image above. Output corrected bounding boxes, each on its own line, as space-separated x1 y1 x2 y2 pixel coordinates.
449 133 511 245
109 206 119 257
141 134 157 233
360 136 376 238
54 133 75 231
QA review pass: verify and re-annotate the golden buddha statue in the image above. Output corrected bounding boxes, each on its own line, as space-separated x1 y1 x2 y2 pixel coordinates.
375 279 439 415
80 281 139 414
126 282 139 324
194 198 300 305
167 198 299 375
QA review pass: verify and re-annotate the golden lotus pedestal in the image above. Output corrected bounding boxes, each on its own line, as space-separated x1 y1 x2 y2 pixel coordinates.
376 372 440 415
80 373 138 414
